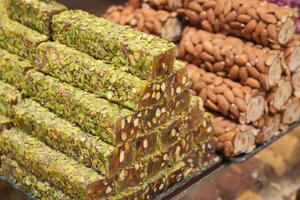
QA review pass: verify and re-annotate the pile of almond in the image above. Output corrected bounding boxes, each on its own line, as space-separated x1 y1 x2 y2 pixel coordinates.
103 0 300 157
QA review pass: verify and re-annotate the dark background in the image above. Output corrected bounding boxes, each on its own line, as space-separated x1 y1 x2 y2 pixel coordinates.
57 0 127 16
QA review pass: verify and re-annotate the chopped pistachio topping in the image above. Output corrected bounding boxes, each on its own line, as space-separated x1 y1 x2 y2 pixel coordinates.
6 0 67 35
0 156 73 200
52 10 175 80
0 127 107 199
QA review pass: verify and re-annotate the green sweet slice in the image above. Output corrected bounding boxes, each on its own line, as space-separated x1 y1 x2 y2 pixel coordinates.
0 18 48 61
0 48 33 89
0 156 73 200
0 115 13 131
51 10 176 80
35 42 188 110
0 1 8 17
22 69 133 145
0 127 113 199
0 80 22 116
12 99 135 177
6 0 67 35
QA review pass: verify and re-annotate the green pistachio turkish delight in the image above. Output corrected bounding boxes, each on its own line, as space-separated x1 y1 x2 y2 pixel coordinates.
0 48 33 89
51 10 176 80
35 42 187 110
0 127 113 199
22 70 132 145
0 18 48 61
0 156 73 200
0 80 22 116
6 0 67 35
12 99 135 176
0 115 13 131
0 1 7 17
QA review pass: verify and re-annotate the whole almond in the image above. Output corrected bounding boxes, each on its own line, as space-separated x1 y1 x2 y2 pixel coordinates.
202 74 213 84
204 61 215 72
215 0 225 17
217 94 230 112
193 81 207 93
199 11 207 22
245 77 260 88
203 1 216 9
214 19 221 32
237 4 249 15
184 41 195 54
225 10 237 23
244 19 257 35
237 14 252 23
201 20 214 32
178 41 186 58
184 10 199 25
224 89 235 103
224 78 241 89
214 84 228 94
207 89 217 102
246 65 260 78
201 51 215 63
239 66 248 81
235 97 247 112
213 46 223 61
202 40 214 54
230 105 240 118
256 55 267 73
235 54 248 66
214 126 226 136
260 29 269 46
207 8 216 25
233 87 245 99
260 13 277 24
217 118 231 127
214 76 224 86
246 8 259 20
188 2 202 12
258 74 269 91
228 65 240 80
267 24 278 41
223 0 232 16
214 61 225 72
199 88 207 101
230 21 244 29
207 99 219 112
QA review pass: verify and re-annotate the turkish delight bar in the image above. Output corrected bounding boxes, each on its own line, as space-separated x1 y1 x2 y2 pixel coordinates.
0 115 13 131
0 48 33 89
51 10 176 80
187 64 267 124
0 127 114 199
0 156 72 200
35 42 189 110
284 35 300 72
22 69 132 145
179 27 283 91
107 161 185 200
103 5 183 42
0 80 22 116
6 0 67 35
12 99 135 176
212 116 257 157
0 18 48 61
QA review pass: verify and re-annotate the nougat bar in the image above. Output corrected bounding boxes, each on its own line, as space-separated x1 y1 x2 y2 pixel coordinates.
0 128 113 199
0 48 33 88
0 80 22 116
0 156 72 200
22 69 132 145
108 161 185 200
6 0 67 35
35 42 188 110
0 115 13 131
0 18 48 61
187 64 267 124
51 10 176 80
12 99 135 176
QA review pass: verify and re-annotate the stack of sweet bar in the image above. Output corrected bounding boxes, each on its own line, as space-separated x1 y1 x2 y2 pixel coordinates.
0 0 217 199
104 0 300 157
